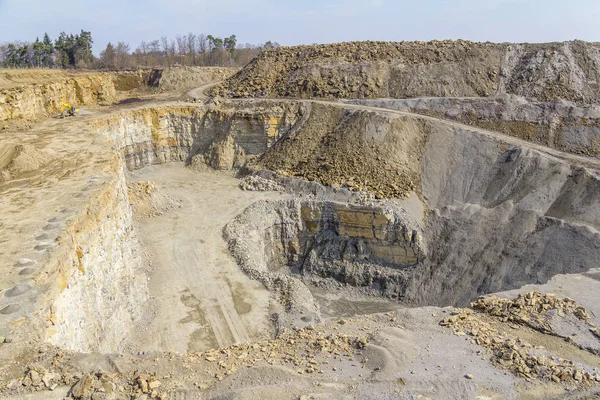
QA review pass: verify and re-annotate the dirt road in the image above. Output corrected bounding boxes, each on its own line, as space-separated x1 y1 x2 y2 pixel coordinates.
188 83 600 172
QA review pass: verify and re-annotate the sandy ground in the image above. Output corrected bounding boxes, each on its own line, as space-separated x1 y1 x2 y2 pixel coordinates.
0 69 87 89
125 164 283 353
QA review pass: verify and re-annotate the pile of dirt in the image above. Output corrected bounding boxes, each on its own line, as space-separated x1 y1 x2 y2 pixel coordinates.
0 143 52 182
127 181 180 217
239 175 286 192
1 318 372 399
253 103 425 199
471 292 592 330
212 40 600 104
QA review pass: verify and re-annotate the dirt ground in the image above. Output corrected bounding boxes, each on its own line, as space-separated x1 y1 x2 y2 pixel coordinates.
0 69 89 89
125 165 281 353
124 163 411 354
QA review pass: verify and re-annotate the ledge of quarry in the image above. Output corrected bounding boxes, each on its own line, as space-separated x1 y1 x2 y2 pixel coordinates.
1 68 600 399
0 66 237 130
347 96 600 159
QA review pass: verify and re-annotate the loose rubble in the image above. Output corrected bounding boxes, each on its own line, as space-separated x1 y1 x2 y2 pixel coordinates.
127 180 181 217
0 326 370 399
441 292 600 385
239 175 286 192
471 292 593 332
212 40 600 104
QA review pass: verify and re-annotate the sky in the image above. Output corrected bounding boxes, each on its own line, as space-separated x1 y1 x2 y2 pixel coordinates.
0 0 599 55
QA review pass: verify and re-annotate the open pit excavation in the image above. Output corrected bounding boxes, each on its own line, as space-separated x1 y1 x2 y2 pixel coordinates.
1 41 600 400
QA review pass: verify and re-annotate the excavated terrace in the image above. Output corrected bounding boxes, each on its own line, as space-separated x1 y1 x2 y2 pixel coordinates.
1 76 600 399
2 96 600 351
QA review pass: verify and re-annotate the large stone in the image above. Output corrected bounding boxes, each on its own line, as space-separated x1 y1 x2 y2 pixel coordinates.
71 375 94 399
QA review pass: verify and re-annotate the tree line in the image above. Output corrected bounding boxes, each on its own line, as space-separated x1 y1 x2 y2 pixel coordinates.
1 31 93 69
0 30 279 70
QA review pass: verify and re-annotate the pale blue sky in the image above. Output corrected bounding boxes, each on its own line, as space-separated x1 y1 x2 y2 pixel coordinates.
0 0 598 54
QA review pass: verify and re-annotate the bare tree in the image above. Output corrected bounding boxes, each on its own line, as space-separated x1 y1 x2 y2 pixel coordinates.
115 42 130 69
176 35 187 65
148 40 160 53
0 44 8 65
169 40 177 65
187 33 197 65
146 40 159 66
197 34 208 61
137 41 148 66
160 36 170 65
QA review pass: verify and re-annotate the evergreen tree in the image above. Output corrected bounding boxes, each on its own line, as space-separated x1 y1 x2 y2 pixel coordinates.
224 35 237 53
75 30 93 67
55 32 76 67
42 33 54 67
54 30 93 68
5 43 29 67
99 42 116 69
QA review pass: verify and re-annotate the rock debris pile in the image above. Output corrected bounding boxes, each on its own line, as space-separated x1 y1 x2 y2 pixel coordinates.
471 292 593 331
212 40 600 103
239 175 285 192
197 327 369 380
441 292 600 385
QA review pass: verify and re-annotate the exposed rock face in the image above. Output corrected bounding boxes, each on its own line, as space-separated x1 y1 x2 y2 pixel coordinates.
94 102 304 171
147 66 239 92
212 40 600 104
48 164 148 353
0 73 118 125
225 199 425 299
349 96 600 158
299 202 425 266
111 69 153 91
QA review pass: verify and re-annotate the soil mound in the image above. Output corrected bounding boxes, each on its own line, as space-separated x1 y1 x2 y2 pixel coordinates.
0 143 52 182
212 40 600 104
127 181 181 217
253 103 424 199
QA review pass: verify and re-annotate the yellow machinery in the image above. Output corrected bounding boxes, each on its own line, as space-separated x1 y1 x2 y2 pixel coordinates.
58 102 79 118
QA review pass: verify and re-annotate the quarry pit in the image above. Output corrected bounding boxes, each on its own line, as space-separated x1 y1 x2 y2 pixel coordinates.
2 41 600 399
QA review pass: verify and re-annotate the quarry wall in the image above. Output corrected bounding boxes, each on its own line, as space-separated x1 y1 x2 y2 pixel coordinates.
350 97 600 159
93 102 303 171
0 67 238 129
228 102 600 306
47 162 147 352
